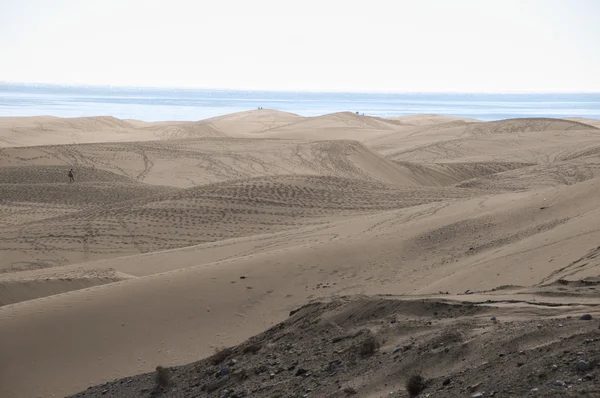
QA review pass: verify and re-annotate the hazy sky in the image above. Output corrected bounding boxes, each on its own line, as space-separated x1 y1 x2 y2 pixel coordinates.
1 0 599 92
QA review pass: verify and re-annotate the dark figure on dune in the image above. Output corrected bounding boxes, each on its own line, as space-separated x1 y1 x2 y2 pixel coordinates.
68 168 74 183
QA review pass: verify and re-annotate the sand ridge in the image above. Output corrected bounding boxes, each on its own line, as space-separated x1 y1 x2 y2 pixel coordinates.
1 112 600 397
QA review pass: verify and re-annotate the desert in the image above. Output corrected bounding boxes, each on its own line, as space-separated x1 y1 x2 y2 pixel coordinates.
1 111 600 397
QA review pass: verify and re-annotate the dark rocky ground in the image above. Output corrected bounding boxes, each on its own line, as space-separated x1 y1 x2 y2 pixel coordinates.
70 294 600 398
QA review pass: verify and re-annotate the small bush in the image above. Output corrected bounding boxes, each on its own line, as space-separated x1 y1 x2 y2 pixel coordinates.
357 335 380 357
242 342 263 354
210 346 232 365
154 366 171 390
406 374 425 397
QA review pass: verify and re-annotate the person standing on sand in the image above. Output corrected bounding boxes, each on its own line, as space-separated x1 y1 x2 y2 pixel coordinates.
68 168 74 183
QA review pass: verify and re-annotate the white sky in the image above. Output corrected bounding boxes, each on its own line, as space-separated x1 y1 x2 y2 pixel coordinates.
1 0 599 92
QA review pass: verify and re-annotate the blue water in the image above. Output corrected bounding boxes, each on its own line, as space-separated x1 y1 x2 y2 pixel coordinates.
1 83 599 122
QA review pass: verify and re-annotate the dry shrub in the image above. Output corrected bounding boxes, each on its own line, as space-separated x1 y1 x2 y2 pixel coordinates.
154 366 171 390
242 342 263 354
210 346 232 365
357 335 380 357
406 374 425 397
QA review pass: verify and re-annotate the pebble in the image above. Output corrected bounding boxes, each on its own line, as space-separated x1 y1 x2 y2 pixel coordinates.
471 393 484 398
219 366 231 376
467 383 482 392
531 387 539 392
579 314 593 320
554 380 566 387
491 316 497 321
220 390 231 398
577 360 590 371
295 368 308 376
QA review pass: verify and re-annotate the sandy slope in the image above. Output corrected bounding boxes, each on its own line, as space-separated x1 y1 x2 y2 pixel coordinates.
1 113 600 398
0 175 484 272
388 114 481 126
254 112 408 141
4 178 600 397
72 294 600 398
0 138 429 188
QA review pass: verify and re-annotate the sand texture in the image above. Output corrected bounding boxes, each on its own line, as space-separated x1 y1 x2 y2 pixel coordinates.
0 111 599 397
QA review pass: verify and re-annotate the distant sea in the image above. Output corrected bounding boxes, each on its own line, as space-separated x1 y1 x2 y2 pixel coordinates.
1 83 599 122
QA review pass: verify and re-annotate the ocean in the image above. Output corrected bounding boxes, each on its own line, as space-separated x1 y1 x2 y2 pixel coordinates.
1 83 599 122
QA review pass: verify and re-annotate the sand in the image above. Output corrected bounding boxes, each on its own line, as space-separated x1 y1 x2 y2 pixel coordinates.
0 111 599 397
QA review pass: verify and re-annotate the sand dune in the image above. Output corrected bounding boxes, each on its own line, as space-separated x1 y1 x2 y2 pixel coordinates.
392 161 534 186
202 109 304 134
566 117 600 128
254 112 406 141
1 113 600 398
376 121 600 163
0 175 484 272
4 176 600 397
0 267 133 306
0 138 438 188
458 155 600 190
388 113 481 126
0 110 302 147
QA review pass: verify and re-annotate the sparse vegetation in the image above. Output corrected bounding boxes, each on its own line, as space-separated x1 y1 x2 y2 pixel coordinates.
406 374 426 397
154 366 171 390
210 346 232 365
357 334 380 357
242 342 263 354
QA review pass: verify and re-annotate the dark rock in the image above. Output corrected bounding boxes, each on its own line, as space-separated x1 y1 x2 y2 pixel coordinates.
295 368 308 377
331 336 348 343
577 360 590 371
442 378 451 386
253 364 268 375
579 314 593 321
219 367 231 377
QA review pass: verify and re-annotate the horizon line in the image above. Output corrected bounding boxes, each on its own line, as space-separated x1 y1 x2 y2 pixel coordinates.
2 81 600 95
